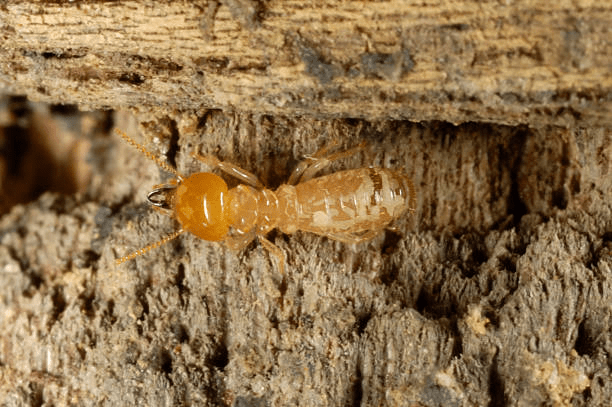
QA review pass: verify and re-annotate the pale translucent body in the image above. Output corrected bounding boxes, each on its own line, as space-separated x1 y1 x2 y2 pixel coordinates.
226 167 416 246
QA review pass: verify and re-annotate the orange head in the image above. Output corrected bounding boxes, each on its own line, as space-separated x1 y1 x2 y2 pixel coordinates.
171 172 230 241
114 128 231 264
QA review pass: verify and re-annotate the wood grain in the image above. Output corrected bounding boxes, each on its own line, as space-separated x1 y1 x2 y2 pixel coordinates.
1 0 611 126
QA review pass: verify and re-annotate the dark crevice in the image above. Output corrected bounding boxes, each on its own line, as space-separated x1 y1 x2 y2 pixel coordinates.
442 23 470 31
483 307 500 329
159 348 173 378
99 111 115 134
278 274 288 298
574 319 594 357
77 249 101 268
29 382 44 407
196 109 222 130
49 103 79 115
166 121 180 169
355 312 372 336
601 231 612 244
85 328 97 349
381 229 402 253
104 299 117 327
579 386 592 403
2 125 30 176
7 95 29 116
118 72 145 85
489 357 506 407
506 128 529 227
440 233 488 279
48 194 73 214
450 320 463 359
569 172 581 195
351 363 363 407
171 235 185 259
498 253 517 274
415 286 454 320
194 56 229 71
24 270 44 296
42 49 86 59
139 295 150 319
415 289 432 317
41 51 66 59
175 263 189 307
588 232 612 270
78 289 96 319
268 313 279 329
173 323 190 344
585 248 598 271
551 188 568 210
379 263 398 286
209 341 229 371
50 285 67 325
120 54 182 72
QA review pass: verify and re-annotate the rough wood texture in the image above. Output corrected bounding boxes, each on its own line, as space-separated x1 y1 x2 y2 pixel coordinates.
1 106 610 406
1 1 612 406
1 0 612 126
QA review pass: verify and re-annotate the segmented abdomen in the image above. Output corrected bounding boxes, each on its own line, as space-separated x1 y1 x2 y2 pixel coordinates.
286 168 415 236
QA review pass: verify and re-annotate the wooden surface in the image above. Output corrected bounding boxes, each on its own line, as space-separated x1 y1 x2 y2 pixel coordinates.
1 108 609 406
1 1 611 405
1 0 612 126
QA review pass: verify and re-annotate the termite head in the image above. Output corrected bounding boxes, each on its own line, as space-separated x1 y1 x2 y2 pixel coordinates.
114 128 231 264
148 173 230 241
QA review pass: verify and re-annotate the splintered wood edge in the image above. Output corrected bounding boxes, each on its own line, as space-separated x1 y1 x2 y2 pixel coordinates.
1 1 611 126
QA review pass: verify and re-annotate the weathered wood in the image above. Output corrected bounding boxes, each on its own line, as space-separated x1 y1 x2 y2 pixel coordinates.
1 0 611 126
1 108 609 405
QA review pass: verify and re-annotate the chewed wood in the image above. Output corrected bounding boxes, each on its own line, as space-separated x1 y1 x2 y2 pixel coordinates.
115 128 416 273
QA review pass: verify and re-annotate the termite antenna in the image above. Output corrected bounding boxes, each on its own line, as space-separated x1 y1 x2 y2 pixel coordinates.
116 229 185 265
114 128 184 181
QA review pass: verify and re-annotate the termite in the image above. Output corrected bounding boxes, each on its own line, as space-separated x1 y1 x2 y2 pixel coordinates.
114 128 416 273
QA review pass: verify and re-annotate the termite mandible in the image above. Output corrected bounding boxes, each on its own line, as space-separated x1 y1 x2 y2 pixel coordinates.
114 128 416 273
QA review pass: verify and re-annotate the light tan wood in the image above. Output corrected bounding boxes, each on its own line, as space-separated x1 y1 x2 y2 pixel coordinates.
1 1 612 126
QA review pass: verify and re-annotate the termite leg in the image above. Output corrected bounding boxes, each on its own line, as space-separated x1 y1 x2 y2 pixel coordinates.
258 236 286 275
288 141 368 185
288 141 347 185
323 229 383 244
224 230 256 250
309 140 341 159
192 153 263 188
288 142 338 185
